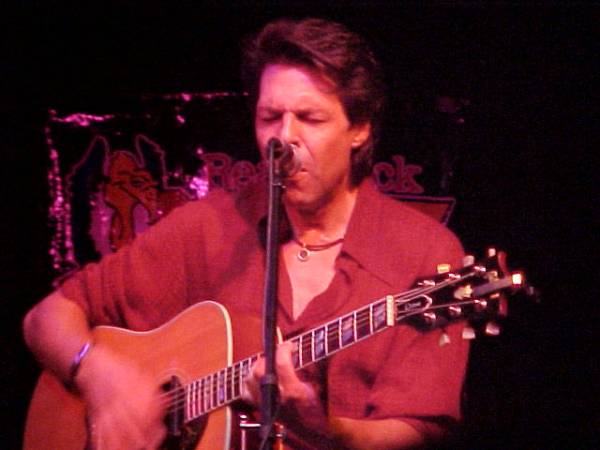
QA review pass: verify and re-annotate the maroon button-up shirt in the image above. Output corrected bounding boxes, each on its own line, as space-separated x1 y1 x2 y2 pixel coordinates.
62 179 469 447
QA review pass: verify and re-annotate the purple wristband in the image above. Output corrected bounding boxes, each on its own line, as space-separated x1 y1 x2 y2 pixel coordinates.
68 341 92 388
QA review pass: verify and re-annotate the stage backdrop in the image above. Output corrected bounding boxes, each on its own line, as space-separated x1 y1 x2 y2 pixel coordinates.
45 92 461 277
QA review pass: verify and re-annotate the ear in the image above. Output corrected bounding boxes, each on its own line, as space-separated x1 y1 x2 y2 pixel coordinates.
350 122 371 148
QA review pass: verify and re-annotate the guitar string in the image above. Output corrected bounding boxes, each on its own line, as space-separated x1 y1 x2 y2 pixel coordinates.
162 296 464 416
160 311 386 416
162 300 462 418
159 296 393 409
161 276 477 416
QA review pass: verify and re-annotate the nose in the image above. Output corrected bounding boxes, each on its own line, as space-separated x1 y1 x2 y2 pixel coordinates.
280 112 299 145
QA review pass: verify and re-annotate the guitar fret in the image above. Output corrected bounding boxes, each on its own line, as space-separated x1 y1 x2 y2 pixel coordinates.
291 337 301 368
341 314 355 346
356 307 371 339
191 381 198 418
218 370 225 405
238 361 245 399
237 360 245 397
301 334 312 366
199 377 204 414
327 321 340 353
196 380 202 415
193 380 199 419
234 362 242 398
203 376 209 412
314 326 326 360
373 300 387 332
211 373 218 409
185 384 191 421
226 366 233 402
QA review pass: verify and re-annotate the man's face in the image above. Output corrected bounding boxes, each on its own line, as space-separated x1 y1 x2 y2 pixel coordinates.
255 64 370 212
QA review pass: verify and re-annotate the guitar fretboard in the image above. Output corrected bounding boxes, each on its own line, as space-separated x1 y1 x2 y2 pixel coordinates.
174 266 486 424
179 354 258 422
176 297 394 423
289 298 391 369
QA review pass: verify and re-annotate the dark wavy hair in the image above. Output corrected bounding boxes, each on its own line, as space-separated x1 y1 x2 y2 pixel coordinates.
242 18 386 186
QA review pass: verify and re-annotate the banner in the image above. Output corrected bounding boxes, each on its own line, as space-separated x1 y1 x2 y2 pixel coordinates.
46 92 456 275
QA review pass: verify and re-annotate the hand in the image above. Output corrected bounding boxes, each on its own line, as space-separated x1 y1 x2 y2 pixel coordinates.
243 342 346 448
75 344 166 449
243 341 318 408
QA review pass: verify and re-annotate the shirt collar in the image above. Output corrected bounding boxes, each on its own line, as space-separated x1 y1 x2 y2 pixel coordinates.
250 178 418 287
341 179 417 287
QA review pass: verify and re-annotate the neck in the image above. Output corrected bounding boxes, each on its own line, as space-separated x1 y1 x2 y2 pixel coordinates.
285 187 358 244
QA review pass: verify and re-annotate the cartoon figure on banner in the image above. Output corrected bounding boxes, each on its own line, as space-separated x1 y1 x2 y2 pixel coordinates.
67 135 194 265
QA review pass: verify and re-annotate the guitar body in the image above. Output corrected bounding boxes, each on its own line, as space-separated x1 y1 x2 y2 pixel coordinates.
24 301 239 450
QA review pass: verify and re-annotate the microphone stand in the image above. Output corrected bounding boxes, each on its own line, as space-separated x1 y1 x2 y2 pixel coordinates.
260 138 285 450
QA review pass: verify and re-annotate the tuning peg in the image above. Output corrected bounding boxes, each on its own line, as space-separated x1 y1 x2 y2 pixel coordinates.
439 331 451 347
484 321 501 336
474 299 488 312
422 312 437 326
448 305 462 318
462 326 476 340
463 255 475 267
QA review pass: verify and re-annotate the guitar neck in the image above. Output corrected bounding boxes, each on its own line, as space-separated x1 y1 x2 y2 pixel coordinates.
174 279 464 423
173 295 399 423
289 297 394 369
175 259 518 425
288 271 480 370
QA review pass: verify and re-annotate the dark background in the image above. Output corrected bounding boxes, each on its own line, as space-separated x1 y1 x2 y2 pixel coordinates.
1 2 597 448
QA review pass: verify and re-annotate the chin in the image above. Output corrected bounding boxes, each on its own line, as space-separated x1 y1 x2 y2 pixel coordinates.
284 188 312 208
284 188 330 214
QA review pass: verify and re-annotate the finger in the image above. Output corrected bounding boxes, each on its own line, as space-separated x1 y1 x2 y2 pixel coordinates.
242 357 264 405
147 423 167 449
275 342 300 384
241 376 257 405
252 356 265 378
275 342 319 404
100 407 148 450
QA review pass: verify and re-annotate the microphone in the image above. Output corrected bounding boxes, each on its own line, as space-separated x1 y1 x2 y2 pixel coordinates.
267 137 302 177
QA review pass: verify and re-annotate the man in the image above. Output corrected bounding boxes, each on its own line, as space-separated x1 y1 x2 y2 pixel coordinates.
24 18 468 449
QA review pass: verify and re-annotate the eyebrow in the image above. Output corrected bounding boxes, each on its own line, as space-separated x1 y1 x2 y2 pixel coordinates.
256 105 329 115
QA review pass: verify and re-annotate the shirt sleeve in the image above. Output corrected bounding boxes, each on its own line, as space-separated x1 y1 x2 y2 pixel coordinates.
366 226 469 438
327 220 469 442
58 201 209 331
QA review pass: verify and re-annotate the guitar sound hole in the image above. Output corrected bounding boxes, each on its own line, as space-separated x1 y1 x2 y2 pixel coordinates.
160 376 207 450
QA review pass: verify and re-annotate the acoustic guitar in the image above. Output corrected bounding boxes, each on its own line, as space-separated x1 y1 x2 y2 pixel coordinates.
24 249 526 450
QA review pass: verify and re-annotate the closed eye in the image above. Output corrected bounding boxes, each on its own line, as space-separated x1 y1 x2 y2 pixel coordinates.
297 113 327 124
258 115 280 123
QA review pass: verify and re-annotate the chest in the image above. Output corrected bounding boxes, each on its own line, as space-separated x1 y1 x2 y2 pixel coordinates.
282 242 340 320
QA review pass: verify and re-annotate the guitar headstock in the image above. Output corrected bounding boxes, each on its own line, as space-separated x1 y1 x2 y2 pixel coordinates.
396 248 529 339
